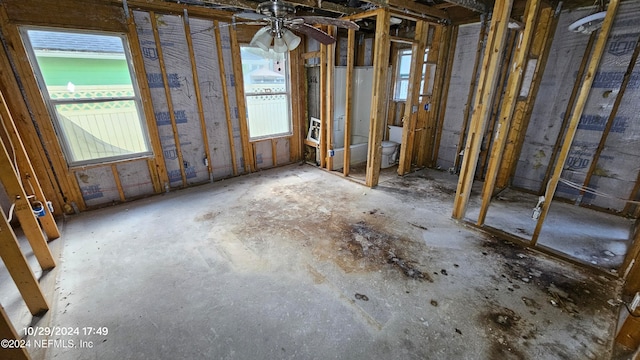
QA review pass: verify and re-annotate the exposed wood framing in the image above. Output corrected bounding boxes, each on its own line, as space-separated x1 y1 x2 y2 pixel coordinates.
455 16 487 172
126 0 234 19
423 24 452 168
319 29 328 169
213 20 238 176
398 20 430 175
343 28 356 177
229 26 255 172
0 92 59 239
289 46 304 163
530 0 620 245
625 171 640 216
150 11 188 186
495 5 557 191
127 9 167 193
622 219 640 289
538 31 596 194
326 26 336 172
431 24 458 168
0 205 49 316
578 34 640 205
271 139 277 167
0 304 31 359
302 51 321 59
183 10 213 180
386 0 450 20
0 5 86 211
365 9 391 187
477 0 542 225
111 164 126 202
0 124 55 270
452 0 514 219
476 29 518 180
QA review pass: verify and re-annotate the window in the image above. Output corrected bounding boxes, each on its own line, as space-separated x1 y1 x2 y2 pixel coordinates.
22 28 151 166
393 48 430 101
240 46 292 140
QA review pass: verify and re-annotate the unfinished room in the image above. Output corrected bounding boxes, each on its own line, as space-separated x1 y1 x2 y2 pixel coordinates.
1 0 640 358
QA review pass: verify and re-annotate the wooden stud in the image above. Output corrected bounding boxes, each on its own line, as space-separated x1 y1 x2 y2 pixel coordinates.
452 0 514 220
0 303 31 360
622 219 640 286
624 171 640 216
538 32 597 194
0 132 55 271
455 17 487 172
183 10 213 180
150 11 187 186
579 34 640 205
398 20 429 175
319 28 328 169
229 26 255 173
431 24 458 168
302 51 321 59
288 46 304 163
343 28 356 177
271 139 278 167
326 26 336 171
111 164 126 202
497 6 558 190
477 0 542 226
126 0 234 20
213 20 238 176
530 0 620 245
127 9 167 193
365 9 391 187
476 29 517 180
0 6 86 211
0 91 60 240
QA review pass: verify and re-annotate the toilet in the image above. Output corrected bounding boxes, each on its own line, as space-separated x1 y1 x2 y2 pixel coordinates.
381 125 403 168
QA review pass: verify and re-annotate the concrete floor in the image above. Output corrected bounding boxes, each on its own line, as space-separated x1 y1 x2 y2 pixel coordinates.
0 165 629 359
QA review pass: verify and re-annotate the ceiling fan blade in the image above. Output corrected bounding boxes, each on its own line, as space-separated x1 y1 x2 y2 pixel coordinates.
288 23 335 45
296 16 359 30
235 12 267 20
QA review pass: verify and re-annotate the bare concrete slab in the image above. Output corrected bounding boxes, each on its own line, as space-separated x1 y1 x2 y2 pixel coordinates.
2 165 623 359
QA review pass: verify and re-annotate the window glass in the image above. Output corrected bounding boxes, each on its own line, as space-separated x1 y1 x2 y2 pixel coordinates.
23 29 150 165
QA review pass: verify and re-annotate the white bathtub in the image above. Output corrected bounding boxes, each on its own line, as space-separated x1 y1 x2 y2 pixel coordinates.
330 138 368 171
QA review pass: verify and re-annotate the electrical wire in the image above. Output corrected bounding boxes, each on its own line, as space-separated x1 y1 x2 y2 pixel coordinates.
558 178 640 205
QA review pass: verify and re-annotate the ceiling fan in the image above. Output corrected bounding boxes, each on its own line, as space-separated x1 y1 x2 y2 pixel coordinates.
234 0 359 53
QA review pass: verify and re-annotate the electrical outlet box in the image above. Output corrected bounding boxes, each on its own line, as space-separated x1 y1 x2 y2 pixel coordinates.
329 150 335 157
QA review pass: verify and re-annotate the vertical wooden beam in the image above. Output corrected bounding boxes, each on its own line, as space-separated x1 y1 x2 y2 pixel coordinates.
343 28 355 177
398 20 429 175
621 218 640 286
455 17 487 172
531 0 620 245
326 26 336 171
477 0 542 225
213 20 238 176
496 6 558 190
365 9 391 187
150 11 187 186
452 0 514 219
111 164 126 202
0 133 55 270
538 31 597 194
0 303 31 359
127 9 167 193
229 29 255 173
430 25 458 168
183 10 213 180
578 34 640 204
319 28 328 169
271 138 278 167
0 91 59 240
477 29 517 180
624 170 640 216
0 206 49 316
288 46 304 163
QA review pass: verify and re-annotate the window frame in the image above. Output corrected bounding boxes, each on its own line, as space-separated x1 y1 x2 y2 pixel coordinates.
20 26 152 167
240 45 294 141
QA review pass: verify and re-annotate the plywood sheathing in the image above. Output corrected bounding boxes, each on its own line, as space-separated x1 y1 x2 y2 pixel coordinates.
530 0 620 246
452 0 514 219
477 0 542 226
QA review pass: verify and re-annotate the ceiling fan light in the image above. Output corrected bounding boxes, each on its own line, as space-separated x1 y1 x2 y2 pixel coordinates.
282 29 301 51
250 26 273 51
273 37 288 53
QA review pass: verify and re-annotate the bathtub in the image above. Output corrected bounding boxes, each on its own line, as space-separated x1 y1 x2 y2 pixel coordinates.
330 135 369 170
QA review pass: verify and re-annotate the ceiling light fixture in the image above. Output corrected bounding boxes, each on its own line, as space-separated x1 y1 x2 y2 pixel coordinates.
250 24 301 53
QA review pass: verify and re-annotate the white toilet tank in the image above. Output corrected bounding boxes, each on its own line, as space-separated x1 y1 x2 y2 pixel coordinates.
388 125 403 143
